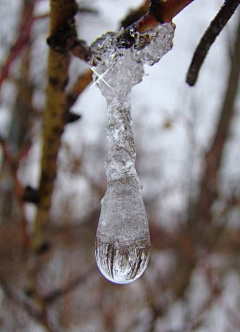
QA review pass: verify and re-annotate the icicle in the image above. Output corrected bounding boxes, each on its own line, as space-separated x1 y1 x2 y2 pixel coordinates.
90 23 175 284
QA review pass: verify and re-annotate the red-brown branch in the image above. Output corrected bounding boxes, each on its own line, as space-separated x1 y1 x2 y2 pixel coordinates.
0 135 31 249
43 266 96 305
0 3 35 88
136 0 195 32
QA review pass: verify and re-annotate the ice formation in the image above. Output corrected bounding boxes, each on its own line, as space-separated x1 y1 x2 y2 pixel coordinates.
90 23 175 284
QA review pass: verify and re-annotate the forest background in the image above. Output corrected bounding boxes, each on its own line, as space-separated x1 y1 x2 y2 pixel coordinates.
0 0 240 331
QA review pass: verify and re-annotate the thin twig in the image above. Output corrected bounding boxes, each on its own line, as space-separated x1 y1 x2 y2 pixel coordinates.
136 0 195 33
186 0 240 86
120 0 150 29
0 2 35 88
0 135 30 249
65 69 92 111
34 7 99 21
78 7 99 15
0 273 57 332
43 266 96 305
150 0 195 23
188 15 240 236
117 0 195 46
0 274 41 321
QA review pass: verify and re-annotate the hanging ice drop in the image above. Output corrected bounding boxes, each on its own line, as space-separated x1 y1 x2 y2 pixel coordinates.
95 98 150 284
95 144 150 284
90 23 175 284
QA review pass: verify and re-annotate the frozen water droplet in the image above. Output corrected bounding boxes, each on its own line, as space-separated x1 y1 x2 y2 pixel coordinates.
95 177 150 284
95 145 150 284
90 22 175 284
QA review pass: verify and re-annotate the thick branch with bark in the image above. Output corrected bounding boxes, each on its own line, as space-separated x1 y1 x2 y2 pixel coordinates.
33 0 80 245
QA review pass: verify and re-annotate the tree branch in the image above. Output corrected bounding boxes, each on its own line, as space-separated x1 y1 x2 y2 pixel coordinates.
0 2 35 88
43 266 96 305
117 0 195 47
186 0 240 86
120 0 150 29
65 69 92 112
0 273 58 332
150 0 194 23
32 0 80 246
0 274 42 322
189 15 240 232
0 134 30 249
136 0 195 33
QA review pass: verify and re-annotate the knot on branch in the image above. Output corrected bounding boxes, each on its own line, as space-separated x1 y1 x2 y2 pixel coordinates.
47 18 76 53
65 111 81 124
22 185 39 204
34 241 51 255
46 18 90 61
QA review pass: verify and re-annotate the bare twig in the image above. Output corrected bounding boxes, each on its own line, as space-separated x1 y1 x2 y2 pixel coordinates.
66 69 92 111
0 2 35 88
34 7 99 22
117 0 195 47
191 14 240 230
186 0 240 86
0 273 57 332
0 274 41 321
0 135 30 249
43 266 96 305
120 0 150 29
78 7 99 15
150 0 195 23
136 0 195 33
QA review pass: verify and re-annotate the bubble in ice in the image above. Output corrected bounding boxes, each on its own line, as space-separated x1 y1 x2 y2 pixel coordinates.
90 23 175 284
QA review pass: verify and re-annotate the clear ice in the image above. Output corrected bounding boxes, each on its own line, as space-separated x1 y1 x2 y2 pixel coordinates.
90 23 175 284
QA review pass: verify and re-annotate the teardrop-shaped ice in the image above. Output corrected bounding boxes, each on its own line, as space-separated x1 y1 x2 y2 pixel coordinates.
95 146 150 284
95 177 150 284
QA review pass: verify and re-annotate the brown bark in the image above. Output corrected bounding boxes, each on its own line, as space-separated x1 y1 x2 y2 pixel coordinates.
32 0 79 247
150 0 195 23
136 0 195 32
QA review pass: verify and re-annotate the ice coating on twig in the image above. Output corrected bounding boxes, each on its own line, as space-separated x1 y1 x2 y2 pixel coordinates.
90 23 175 284
90 24 175 100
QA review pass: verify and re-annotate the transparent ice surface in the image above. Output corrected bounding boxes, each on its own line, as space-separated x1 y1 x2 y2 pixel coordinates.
90 23 175 284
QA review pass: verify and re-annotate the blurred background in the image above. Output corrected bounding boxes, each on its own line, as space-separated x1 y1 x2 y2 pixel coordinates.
0 0 240 331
